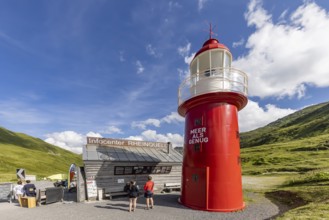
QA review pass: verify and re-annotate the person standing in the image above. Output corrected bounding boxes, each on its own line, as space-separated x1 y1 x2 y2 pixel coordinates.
128 180 139 212
143 175 154 210
13 180 24 206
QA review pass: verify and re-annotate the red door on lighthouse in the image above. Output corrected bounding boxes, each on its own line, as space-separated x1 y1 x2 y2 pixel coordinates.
183 167 208 209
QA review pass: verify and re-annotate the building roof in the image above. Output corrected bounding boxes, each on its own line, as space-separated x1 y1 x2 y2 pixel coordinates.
84 145 182 163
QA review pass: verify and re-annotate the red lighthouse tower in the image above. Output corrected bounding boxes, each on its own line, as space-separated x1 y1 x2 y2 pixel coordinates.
178 33 248 212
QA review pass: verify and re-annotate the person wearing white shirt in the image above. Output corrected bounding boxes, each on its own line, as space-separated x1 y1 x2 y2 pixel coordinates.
13 180 24 206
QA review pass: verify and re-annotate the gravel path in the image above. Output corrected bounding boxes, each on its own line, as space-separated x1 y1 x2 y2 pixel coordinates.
1 190 280 220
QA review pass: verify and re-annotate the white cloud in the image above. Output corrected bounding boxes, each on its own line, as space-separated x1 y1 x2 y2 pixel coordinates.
178 42 191 57
131 118 161 129
45 131 84 153
44 131 102 154
177 42 194 81
127 129 184 147
278 9 289 24
197 0 208 11
161 112 185 124
178 68 189 82
168 1 181 11
101 125 123 134
131 112 184 130
86 131 103 138
146 44 161 58
238 100 296 132
119 51 125 62
232 38 245 48
184 52 195 65
135 60 144 74
233 0 329 99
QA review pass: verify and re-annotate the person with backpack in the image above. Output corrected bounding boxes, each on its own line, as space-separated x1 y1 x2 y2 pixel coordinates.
127 180 139 212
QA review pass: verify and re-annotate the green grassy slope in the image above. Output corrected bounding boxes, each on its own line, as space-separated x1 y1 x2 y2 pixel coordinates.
240 102 329 148
0 127 83 182
241 134 329 175
240 101 329 219
241 101 329 175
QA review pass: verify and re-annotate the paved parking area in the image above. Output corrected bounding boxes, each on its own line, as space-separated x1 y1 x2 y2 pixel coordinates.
0 191 280 220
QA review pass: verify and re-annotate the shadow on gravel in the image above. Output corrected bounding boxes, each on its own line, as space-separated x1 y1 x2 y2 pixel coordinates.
151 193 187 209
264 190 308 220
95 203 128 211
98 193 187 210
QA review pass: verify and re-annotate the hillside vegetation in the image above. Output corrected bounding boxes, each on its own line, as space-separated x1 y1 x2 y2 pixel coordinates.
240 101 329 219
0 127 83 182
241 102 329 148
241 101 329 175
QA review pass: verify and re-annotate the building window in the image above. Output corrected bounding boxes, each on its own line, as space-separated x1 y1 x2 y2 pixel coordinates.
114 167 124 175
142 166 152 174
114 166 172 175
133 166 143 174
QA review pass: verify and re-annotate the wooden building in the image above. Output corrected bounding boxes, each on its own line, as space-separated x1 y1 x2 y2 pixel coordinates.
83 137 182 200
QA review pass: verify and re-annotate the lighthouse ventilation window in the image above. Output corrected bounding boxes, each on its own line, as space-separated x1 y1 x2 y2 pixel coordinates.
194 118 202 126
194 143 201 152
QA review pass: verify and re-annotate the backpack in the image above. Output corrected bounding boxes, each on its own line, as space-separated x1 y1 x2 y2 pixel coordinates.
129 185 140 197
123 183 130 192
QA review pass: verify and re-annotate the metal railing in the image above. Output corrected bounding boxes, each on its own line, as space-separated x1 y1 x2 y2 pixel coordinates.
178 67 248 106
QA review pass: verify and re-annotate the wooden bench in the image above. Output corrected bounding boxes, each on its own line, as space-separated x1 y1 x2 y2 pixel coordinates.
105 191 128 200
37 187 64 205
37 189 46 205
163 183 181 192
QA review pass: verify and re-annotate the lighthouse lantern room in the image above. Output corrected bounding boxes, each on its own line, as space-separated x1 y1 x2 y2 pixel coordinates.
177 29 248 212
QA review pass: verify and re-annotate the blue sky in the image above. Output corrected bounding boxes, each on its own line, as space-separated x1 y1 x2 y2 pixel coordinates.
1 0 329 153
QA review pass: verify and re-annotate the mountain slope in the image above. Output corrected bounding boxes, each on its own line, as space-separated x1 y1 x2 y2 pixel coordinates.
240 101 329 148
240 101 329 175
0 127 83 182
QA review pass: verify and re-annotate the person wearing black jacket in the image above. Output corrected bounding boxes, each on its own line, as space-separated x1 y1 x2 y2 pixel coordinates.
23 180 36 197
127 180 139 212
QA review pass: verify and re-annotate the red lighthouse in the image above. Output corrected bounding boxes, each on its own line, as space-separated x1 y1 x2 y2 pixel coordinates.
178 33 248 212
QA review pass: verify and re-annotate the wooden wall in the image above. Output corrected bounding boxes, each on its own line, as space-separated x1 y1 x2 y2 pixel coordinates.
84 160 182 197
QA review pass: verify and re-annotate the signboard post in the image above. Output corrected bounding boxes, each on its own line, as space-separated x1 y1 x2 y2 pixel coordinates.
16 168 25 180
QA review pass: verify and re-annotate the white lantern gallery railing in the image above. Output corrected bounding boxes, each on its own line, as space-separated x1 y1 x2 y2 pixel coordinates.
178 67 248 106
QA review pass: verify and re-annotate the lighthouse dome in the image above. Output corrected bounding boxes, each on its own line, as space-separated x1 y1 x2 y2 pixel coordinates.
194 38 229 58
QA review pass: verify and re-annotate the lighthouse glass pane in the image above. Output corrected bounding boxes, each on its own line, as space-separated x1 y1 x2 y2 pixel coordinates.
210 50 223 69
190 60 198 75
198 53 209 74
224 52 231 68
